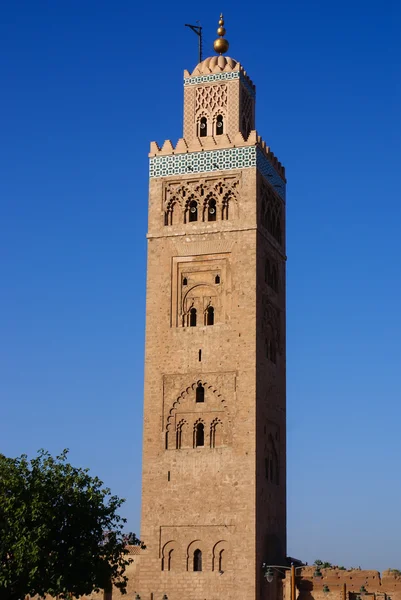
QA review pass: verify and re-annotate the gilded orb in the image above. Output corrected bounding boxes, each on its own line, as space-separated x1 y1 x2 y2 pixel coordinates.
217 26 226 36
213 37 229 55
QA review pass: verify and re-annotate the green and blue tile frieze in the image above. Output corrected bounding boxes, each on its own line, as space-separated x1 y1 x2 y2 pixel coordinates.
149 145 285 201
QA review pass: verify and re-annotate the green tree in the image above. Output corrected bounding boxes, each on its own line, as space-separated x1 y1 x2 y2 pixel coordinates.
0 449 143 600
314 559 333 568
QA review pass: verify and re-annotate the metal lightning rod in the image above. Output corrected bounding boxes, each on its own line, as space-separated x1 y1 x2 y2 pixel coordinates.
185 22 203 63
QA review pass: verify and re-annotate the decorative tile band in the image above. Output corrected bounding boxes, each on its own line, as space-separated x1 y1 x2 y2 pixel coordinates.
149 146 285 200
184 72 255 99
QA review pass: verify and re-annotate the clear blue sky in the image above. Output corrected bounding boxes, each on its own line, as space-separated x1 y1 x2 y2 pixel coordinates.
1 0 400 571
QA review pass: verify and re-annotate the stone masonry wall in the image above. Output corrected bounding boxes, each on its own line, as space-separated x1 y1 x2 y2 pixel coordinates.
282 568 401 600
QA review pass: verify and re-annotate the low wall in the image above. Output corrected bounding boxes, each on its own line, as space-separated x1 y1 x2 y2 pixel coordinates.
283 567 401 600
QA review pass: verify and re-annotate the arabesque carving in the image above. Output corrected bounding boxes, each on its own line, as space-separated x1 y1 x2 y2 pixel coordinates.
164 176 240 225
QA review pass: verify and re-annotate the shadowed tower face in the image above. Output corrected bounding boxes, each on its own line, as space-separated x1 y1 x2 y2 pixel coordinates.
138 16 287 600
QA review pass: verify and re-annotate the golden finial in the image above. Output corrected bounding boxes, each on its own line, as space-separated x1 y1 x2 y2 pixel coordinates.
213 13 229 55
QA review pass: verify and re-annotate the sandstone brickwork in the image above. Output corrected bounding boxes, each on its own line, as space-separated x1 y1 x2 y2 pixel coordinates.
136 48 287 600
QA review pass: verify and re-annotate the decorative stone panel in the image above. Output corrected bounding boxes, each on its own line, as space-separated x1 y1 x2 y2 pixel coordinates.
171 253 231 328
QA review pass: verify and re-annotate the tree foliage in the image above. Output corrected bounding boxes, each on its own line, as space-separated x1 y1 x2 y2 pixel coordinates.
0 449 143 600
314 559 333 568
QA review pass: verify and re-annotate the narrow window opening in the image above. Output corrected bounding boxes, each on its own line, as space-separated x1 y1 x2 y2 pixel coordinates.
208 199 217 221
216 114 224 135
198 349 202 362
206 306 214 326
189 308 197 327
193 549 203 571
183 277 188 286
167 470 170 481
199 117 207 138
195 422 204 447
189 200 198 222
196 383 204 403
215 274 220 284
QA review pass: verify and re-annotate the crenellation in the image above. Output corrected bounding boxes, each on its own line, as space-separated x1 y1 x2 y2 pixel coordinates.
160 139 174 155
149 131 285 180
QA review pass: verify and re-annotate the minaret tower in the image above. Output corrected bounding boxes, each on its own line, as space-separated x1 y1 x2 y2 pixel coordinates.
138 16 287 600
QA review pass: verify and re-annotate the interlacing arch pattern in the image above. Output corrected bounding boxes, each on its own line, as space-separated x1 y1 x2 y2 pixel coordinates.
165 380 231 450
260 178 283 244
195 84 228 113
164 177 240 225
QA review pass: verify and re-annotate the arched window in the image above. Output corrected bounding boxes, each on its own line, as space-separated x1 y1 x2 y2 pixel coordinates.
195 422 204 447
216 114 224 135
196 383 204 403
212 541 227 572
164 202 175 226
210 419 223 448
189 308 197 327
162 542 176 571
189 200 198 222
176 420 187 449
207 198 217 221
215 274 220 284
183 277 188 286
199 116 207 138
193 549 202 571
206 306 214 326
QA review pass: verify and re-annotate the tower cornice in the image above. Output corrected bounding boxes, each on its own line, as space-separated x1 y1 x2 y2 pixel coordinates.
184 58 256 97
